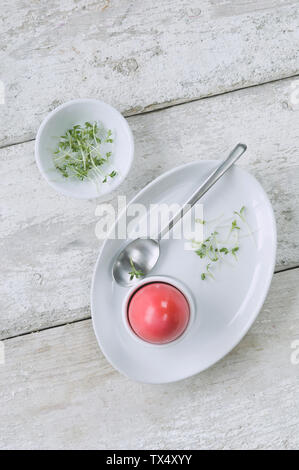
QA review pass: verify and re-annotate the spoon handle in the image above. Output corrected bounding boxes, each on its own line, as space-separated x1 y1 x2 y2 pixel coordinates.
158 143 247 240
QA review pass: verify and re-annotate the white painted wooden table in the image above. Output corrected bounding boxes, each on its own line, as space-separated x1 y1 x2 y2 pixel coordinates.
1 1 299 450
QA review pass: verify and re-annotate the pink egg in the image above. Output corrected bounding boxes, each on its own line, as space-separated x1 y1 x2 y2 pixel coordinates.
127 282 190 344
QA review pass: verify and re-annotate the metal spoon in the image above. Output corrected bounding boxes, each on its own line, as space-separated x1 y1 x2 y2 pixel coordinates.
113 143 247 287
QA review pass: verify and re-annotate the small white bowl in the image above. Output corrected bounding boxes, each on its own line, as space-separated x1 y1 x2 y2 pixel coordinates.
35 99 134 199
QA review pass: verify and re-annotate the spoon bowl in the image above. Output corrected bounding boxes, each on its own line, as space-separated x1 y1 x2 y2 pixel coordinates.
113 238 160 287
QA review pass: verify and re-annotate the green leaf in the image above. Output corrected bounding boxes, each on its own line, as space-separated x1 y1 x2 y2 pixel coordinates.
128 258 144 280
53 121 117 183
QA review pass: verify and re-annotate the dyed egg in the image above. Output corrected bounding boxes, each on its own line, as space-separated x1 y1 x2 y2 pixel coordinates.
127 282 190 344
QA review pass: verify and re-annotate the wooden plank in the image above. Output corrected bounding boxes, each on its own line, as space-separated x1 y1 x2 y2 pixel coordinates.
1 76 299 340
0 268 298 450
1 0 299 146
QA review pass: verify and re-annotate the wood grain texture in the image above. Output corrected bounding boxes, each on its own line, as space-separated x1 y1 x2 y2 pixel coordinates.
1 76 299 340
0 268 298 450
1 0 299 146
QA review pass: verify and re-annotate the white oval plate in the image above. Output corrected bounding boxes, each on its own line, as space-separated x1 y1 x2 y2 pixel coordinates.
91 161 276 383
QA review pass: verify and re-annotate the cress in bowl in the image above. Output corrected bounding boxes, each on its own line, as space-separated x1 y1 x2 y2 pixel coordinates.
35 99 134 199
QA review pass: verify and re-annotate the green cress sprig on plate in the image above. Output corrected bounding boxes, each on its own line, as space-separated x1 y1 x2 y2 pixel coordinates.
193 207 249 280
129 258 144 281
53 121 117 184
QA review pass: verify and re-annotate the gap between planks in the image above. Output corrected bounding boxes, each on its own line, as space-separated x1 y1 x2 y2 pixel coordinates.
2 264 299 343
1 72 298 151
